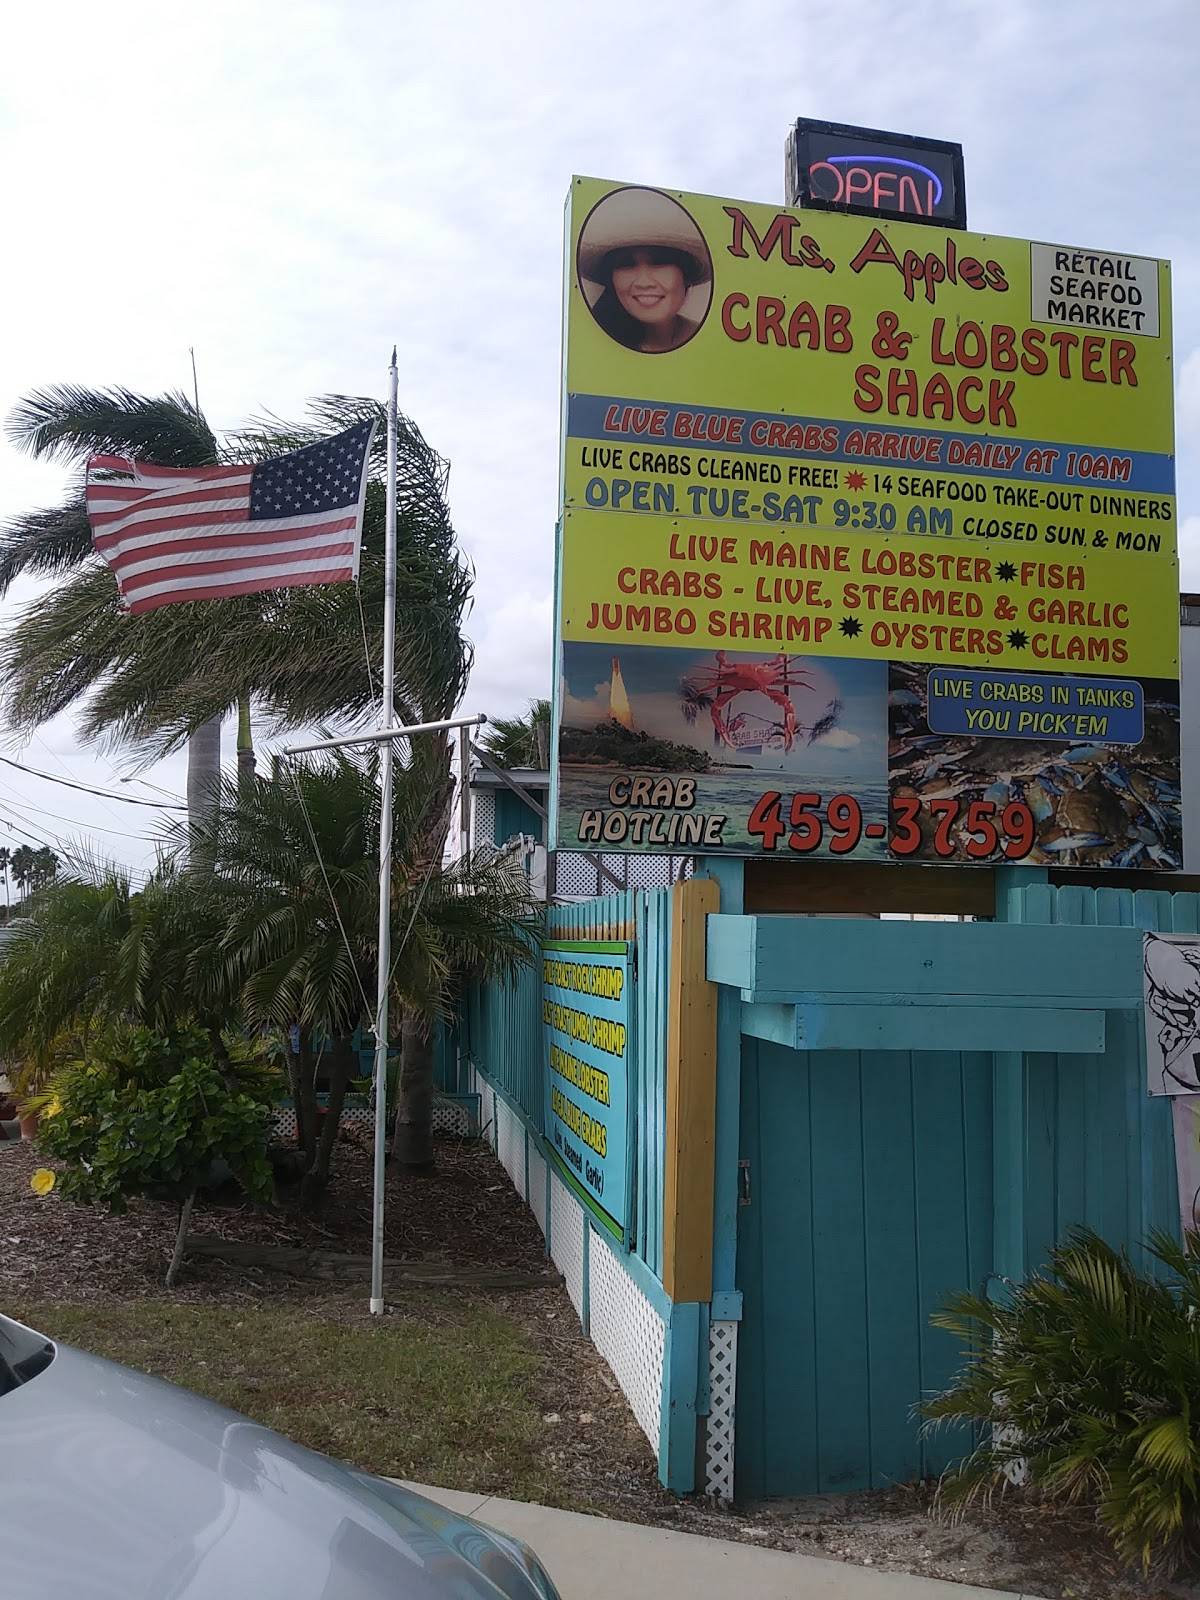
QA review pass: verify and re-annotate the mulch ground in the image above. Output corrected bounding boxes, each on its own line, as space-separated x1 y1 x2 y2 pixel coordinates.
2 1128 1194 1597
1 1124 554 1299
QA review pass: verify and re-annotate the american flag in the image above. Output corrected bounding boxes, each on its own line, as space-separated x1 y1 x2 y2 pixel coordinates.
86 420 376 615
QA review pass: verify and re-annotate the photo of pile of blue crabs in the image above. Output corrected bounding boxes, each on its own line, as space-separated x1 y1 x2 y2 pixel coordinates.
888 661 1183 870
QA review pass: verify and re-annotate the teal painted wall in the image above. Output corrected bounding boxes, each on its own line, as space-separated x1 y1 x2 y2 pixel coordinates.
733 884 1194 1502
493 786 545 845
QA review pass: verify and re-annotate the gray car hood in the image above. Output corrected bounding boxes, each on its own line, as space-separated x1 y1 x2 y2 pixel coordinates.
0 1321 550 1599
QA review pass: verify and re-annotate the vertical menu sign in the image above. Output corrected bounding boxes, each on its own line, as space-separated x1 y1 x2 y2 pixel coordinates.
542 940 631 1241
551 177 1179 871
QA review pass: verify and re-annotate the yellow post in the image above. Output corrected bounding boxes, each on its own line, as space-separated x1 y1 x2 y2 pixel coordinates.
662 875 720 1303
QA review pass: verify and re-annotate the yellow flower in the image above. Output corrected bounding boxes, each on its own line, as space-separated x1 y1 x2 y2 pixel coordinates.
29 1168 56 1197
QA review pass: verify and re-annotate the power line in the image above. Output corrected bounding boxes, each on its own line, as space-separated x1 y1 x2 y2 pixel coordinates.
30 731 134 832
0 755 187 809
0 784 161 843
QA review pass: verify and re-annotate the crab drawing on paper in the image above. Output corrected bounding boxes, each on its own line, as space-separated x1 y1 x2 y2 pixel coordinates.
1145 935 1200 1094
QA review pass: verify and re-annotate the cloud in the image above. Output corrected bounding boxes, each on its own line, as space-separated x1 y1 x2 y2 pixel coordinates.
1178 349 1200 453
1180 516 1200 593
816 728 861 750
1 0 1197 867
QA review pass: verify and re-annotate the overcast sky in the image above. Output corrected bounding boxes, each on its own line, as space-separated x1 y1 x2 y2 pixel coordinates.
1 0 1197 871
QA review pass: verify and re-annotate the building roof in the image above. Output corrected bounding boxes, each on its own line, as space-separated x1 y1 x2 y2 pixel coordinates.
470 766 550 789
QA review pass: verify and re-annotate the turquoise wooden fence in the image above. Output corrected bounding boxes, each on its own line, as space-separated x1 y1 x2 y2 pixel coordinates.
730 881 1200 1500
546 890 637 940
1002 882 1187 1278
464 887 672 1281
464 943 545 1134
632 889 670 1280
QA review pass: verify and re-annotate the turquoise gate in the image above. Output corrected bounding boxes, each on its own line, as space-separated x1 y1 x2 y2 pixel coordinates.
721 880 1189 1501
736 1041 993 1496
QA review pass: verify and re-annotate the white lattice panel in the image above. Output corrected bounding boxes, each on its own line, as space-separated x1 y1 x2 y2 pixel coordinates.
527 1143 547 1238
706 1320 738 1501
271 1097 372 1142
625 854 675 889
995 1420 1030 1487
588 1226 666 1455
340 1097 373 1130
549 1172 586 1323
271 1107 296 1140
431 1095 478 1136
473 789 495 846
556 853 599 896
496 1098 525 1195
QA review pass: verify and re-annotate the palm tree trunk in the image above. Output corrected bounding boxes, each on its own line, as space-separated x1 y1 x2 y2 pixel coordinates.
391 740 455 1172
393 1010 435 1171
187 715 222 857
236 694 256 796
301 1035 355 1204
293 1033 319 1168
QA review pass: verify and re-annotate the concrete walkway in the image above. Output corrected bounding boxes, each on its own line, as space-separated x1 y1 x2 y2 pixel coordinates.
401 1482 1046 1600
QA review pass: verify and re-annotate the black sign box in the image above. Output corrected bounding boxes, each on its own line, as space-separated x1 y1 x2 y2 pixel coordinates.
786 118 966 230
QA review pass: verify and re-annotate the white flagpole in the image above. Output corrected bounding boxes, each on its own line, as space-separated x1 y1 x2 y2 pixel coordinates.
370 349 399 1315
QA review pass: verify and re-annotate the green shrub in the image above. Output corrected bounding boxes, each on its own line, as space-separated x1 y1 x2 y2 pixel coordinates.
37 1026 275 1213
924 1228 1200 1577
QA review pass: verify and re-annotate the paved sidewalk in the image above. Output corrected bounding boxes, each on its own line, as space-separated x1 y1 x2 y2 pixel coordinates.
401 1482 1046 1600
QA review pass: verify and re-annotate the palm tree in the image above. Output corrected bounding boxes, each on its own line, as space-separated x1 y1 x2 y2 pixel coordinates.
3 387 225 827
0 847 11 921
4 383 477 1165
10 845 36 898
31 847 60 890
480 699 551 769
0 859 237 1092
182 751 538 1191
1 387 472 831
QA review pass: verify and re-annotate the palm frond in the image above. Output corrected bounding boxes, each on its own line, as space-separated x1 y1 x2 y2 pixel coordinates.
0 493 94 596
6 384 217 467
479 701 551 768
0 392 473 758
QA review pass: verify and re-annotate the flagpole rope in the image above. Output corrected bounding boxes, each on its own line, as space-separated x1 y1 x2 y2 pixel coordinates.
355 585 379 711
286 761 376 1028
382 741 464 992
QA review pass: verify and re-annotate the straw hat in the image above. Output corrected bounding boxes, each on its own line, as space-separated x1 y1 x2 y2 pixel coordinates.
577 187 712 286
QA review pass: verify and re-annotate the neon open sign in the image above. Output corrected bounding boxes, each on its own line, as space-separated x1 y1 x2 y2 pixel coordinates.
786 119 966 231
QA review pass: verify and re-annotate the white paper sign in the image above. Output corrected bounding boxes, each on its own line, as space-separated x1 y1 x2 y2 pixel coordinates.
1144 933 1200 1095
1172 1098 1200 1238
1030 241 1160 338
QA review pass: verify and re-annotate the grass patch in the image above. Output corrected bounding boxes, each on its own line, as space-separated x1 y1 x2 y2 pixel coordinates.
10 1296 574 1507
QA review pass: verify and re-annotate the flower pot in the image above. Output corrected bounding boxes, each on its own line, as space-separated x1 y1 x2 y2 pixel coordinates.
19 1110 39 1141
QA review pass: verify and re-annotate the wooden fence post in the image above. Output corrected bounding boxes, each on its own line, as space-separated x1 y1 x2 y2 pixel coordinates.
662 876 720 1303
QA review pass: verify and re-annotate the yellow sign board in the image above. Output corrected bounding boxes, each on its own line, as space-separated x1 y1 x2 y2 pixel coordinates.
552 178 1180 871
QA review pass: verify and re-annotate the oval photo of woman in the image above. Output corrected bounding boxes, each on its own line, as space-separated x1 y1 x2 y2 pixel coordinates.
577 186 713 354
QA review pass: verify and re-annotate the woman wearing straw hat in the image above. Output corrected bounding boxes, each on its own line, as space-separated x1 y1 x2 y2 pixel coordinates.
577 186 713 354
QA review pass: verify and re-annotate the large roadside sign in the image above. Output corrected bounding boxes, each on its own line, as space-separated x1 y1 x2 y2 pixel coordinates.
551 177 1179 871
